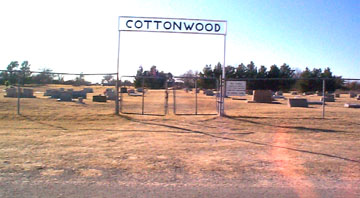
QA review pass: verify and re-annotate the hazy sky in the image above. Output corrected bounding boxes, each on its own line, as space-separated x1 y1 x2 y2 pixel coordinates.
1 0 359 82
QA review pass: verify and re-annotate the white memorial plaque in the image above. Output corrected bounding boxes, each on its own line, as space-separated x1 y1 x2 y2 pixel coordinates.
226 81 246 96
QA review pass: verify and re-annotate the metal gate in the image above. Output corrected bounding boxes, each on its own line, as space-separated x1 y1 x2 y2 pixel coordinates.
172 77 218 115
120 76 168 116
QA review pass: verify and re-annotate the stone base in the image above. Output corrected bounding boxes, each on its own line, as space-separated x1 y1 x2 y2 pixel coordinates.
93 95 107 102
288 98 308 107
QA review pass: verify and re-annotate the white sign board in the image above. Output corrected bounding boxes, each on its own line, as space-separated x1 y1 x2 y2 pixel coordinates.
119 16 227 35
226 81 246 96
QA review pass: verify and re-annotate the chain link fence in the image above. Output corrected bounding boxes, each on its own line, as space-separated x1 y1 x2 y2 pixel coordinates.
1 69 359 119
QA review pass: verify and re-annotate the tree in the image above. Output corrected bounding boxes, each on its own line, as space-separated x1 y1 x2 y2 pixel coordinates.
296 67 313 92
180 70 196 88
19 61 32 84
32 68 54 84
6 61 19 85
279 63 295 91
213 62 222 79
256 65 267 89
320 67 343 91
74 73 90 86
225 65 236 78
267 64 280 90
134 66 172 89
102 74 114 85
235 63 246 78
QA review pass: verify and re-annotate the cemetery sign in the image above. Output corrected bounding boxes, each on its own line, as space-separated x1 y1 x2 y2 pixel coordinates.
119 16 227 35
226 81 246 96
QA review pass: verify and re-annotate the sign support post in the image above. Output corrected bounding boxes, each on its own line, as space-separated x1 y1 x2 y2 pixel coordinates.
115 31 121 115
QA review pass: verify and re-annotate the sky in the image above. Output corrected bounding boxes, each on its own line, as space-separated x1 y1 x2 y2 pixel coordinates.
0 0 359 82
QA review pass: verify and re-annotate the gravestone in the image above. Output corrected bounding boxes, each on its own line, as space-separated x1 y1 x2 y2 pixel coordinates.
321 95 335 102
308 101 323 105
275 91 283 96
350 92 357 98
22 88 35 98
335 93 340 98
44 89 56 96
59 92 72 101
344 103 360 108
83 88 93 93
274 91 284 99
50 90 61 98
129 92 143 96
93 95 107 102
106 92 117 100
127 89 135 94
120 87 127 93
288 98 308 107
205 90 214 96
246 90 253 95
72 90 87 99
5 88 18 97
249 90 273 103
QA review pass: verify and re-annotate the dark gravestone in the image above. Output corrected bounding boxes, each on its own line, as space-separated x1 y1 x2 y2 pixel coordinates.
308 101 324 105
50 90 61 98
22 88 35 98
120 87 127 93
59 92 72 101
5 88 18 97
321 95 335 102
344 103 360 108
72 91 87 99
44 89 56 96
288 98 308 107
83 88 93 93
335 93 340 98
205 90 214 96
93 95 107 102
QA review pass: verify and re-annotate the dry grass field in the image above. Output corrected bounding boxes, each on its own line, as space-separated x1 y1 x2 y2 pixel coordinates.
1 84 360 196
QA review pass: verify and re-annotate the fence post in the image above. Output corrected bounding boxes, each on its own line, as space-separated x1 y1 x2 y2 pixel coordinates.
173 87 176 114
322 79 326 119
115 75 119 115
141 77 145 115
164 78 168 115
17 82 20 115
195 78 198 115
